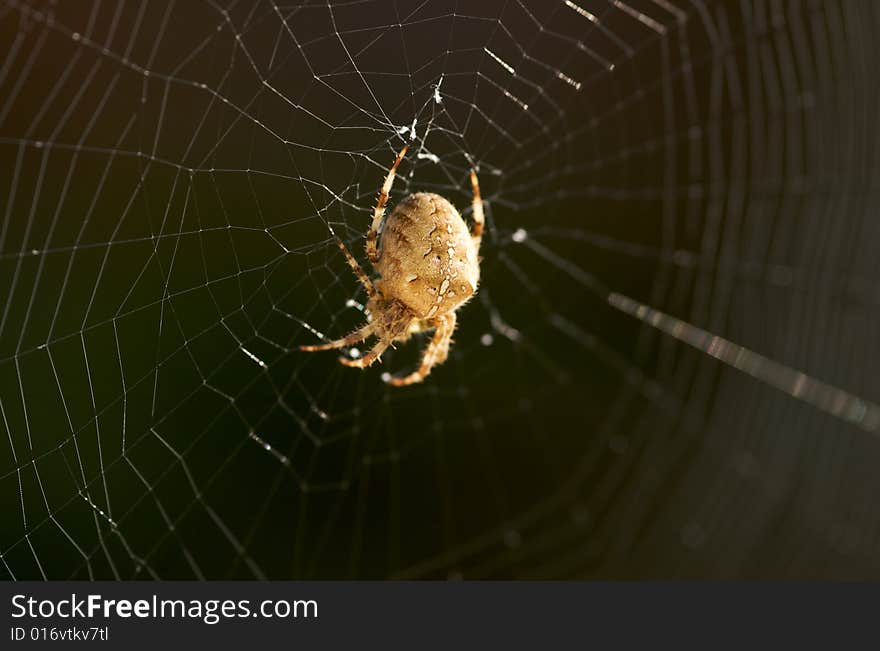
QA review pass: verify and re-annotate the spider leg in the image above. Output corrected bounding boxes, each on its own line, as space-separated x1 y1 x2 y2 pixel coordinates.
298 323 375 352
387 312 456 387
338 336 392 368
333 236 375 298
367 144 408 264
469 168 484 253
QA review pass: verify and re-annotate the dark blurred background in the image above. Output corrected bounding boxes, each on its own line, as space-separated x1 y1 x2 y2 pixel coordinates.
1 0 879 579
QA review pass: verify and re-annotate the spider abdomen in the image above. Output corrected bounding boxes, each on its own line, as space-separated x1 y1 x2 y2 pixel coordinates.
376 192 480 319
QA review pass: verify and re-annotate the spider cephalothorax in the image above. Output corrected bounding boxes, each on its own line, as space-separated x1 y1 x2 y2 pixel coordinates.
299 145 484 386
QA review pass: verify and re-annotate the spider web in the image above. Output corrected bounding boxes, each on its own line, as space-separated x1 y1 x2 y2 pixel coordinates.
1 0 879 580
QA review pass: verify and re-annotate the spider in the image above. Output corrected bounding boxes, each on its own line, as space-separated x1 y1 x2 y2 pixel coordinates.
299 144 484 386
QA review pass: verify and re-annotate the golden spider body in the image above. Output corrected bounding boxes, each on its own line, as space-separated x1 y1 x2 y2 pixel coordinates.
299 145 485 386
376 192 480 320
